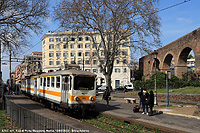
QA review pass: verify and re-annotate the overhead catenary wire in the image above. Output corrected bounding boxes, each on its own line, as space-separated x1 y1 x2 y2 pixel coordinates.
16 0 191 57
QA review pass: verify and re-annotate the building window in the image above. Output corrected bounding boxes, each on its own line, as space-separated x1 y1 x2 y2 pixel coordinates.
78 58 82 65
49 60 54 65
56 52 61 58
56 44 60 49
63 43 68 49
100 59 104 64
123 68 127 73
49 52 54 57
78 52 82 57
92 44 96 48
85 59 90 65
78 43 83 48
122 42 128 47
63 37 68 42
63 51 68 58
93 59 97 65
71 37 75 41
92 51 97 56
123 59 127 64
85 43 90 48
64 60 68 64
78 37 83 41
122 51 128 56
49 44 54 49
116 59 120 64
43 40 45 45
85 51 90 56
49 38 54 42
56 60 61 65
56 38 61 42
115 68 121 73
85 36 90 41
70 43 74 49
71 58 75 64
71 51 75 57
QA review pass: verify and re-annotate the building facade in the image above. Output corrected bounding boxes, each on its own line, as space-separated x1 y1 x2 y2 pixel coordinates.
15 63 23 84
22 52 42 79
41 31 131 89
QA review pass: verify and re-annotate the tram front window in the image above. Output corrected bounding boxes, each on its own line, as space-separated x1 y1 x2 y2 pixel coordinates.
74 76 95 90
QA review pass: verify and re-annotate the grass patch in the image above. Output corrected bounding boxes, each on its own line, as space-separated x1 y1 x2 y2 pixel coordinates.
0 102 20 131
127 86 200 95
154 105 173 109
82 114 161 133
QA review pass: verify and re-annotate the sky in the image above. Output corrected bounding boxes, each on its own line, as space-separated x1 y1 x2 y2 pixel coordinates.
1 0 199 82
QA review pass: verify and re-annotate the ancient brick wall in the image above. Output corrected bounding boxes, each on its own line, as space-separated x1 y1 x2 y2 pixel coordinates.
140 27 200 80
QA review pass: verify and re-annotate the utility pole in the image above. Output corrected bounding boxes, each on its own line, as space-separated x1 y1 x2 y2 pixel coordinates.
0 40 2 83
9 41 12 89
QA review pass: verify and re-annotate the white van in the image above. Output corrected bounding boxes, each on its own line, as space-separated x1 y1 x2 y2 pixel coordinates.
124 83 134 91
98 84 106 91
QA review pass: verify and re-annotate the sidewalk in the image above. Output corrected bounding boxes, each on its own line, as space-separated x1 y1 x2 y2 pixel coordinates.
96 92 200 133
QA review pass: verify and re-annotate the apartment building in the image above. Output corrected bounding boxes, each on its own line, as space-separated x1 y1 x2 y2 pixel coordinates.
22 52 42 79
41 31 131 89
15 63 23 84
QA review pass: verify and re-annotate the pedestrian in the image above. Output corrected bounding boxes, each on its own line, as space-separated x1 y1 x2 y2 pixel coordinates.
7 85 10 95
103 86 110 106
141 89 149 115
138 86 143 108
148 90 154 116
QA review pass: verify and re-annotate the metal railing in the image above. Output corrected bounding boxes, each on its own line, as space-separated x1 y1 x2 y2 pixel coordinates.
5 98 76 132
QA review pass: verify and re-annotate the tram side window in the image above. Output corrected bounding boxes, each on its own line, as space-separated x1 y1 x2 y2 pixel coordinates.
43 78 46 87
56 76 60 88
51 77 55 87
40 78 42 86
47 77 50 87
34 79 37 87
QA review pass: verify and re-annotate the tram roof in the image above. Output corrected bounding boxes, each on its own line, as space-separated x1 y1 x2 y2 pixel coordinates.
40 69 97 77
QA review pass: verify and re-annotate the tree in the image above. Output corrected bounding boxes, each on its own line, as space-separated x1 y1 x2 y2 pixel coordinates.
54 0 160 90
0 0 49 54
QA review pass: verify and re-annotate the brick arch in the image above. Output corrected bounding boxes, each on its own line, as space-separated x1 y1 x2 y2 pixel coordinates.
151 57 161 72
175 47 196 78
161 51 176 72
140 27 200 80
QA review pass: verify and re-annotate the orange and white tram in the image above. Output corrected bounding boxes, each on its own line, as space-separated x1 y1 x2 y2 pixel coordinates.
20 69 97 111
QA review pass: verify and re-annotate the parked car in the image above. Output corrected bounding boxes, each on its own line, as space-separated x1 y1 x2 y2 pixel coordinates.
124 83 134 91
98 84 106 91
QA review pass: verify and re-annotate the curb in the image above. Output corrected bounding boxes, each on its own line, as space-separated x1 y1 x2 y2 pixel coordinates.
161 111 200 120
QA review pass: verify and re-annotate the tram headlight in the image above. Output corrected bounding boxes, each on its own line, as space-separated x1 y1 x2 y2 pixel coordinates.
75 97 79 101
90 96 94 101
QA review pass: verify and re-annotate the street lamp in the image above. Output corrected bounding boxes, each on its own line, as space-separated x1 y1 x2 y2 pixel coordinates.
152 50 158 105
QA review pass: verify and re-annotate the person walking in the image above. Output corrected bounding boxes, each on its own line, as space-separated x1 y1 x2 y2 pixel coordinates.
138 86 143 108
141 89 149 115
148 90 154 116
103 86 110 106
7 85 10 95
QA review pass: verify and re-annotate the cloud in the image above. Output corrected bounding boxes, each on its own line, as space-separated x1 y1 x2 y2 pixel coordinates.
177 17 192 23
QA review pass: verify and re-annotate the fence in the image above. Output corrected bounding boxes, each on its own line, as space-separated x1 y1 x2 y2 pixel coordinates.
5 97 77 132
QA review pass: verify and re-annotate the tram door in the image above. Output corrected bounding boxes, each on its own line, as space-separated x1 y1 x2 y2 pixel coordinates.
61 76 69 103
34 79 37 95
